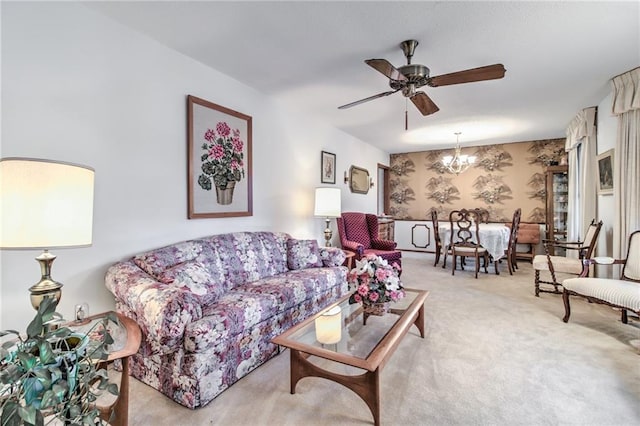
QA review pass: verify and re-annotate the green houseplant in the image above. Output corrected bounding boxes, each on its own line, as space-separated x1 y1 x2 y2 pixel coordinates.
1 298 119 425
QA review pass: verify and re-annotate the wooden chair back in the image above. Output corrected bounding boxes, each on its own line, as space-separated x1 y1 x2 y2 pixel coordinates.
431 209 441 246
581 220 603 259
449 209 482 248
622 230 640 282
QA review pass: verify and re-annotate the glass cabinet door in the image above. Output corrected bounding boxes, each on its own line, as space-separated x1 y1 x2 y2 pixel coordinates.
545 166 569 256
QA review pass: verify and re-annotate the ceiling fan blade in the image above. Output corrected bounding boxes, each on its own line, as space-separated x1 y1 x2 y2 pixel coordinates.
428 64 506 87
338 89 400 109
365 59 408 81
410 92 439 116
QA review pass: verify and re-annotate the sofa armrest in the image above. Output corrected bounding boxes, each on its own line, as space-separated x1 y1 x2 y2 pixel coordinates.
341 240 364 256
105 260 203 354
371 238 397 250
319 246 347 267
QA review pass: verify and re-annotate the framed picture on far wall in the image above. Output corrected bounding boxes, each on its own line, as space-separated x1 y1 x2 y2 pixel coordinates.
596 149 614 195
321 151 336 184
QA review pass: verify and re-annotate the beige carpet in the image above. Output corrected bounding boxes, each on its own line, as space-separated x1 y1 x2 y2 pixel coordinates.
122 252 640 425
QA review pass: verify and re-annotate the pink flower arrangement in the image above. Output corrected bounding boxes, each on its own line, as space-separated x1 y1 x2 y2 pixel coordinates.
198 121 245 191
348 254 404 305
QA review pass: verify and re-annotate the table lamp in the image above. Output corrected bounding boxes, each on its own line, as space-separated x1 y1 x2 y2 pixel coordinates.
314 187 341 247
0 158 95 310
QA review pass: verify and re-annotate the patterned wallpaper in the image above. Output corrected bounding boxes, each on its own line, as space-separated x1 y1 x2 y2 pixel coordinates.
389 138 566 223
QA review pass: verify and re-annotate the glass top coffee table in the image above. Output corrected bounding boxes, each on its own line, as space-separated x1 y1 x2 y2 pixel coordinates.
272 288 429 426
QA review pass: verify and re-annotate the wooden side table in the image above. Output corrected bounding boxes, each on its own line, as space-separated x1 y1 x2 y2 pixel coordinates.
69 311 141 426
343 250 356 270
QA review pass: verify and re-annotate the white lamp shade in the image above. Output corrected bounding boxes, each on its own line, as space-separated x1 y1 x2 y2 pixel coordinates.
0 158 95 249
314 187 341 218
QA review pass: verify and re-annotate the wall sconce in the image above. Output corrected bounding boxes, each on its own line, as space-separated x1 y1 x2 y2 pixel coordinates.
315 305 342 345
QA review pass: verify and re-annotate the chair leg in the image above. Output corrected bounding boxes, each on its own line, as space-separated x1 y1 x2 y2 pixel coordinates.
534 270 540 297
622 309 628 324
442 251 448 269
434 247 440 267
474 255 479 279
562 291 571 322
451 254 456 276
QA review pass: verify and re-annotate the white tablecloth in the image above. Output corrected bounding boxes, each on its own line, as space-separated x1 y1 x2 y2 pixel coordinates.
438 223 511 260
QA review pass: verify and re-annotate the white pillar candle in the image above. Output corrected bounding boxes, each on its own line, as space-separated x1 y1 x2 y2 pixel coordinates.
315 306 342 344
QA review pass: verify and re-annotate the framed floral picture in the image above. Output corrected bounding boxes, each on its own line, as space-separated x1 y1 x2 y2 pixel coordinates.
187 95 253 218
596 149 614 195
321 151 336 184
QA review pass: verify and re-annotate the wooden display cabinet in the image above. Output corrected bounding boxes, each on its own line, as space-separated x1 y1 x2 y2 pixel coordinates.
377 217 395 241
545 165 569 255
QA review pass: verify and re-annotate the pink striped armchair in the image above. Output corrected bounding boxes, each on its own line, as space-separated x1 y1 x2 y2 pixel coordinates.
337 212 402 271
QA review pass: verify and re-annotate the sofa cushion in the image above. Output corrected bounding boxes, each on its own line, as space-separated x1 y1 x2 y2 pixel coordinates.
533 254 583 274
563 277 640 312
287 239 323 270
203 232 290 288
184 291 279 352
182 267 347 353
157 261 225 305
133 240 205 276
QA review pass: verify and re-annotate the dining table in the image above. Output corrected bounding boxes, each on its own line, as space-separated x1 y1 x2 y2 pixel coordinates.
438 222 511 262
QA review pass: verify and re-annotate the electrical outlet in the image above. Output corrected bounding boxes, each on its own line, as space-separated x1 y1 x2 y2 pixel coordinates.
74 303 89 321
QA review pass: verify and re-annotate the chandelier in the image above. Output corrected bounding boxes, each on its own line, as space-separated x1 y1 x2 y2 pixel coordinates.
442 132 476 175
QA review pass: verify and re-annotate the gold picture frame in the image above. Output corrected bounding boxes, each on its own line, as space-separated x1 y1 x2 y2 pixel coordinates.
596 149 613 195
349 165 370 194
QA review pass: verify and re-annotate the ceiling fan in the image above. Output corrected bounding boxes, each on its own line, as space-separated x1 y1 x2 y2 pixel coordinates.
338 40 506 117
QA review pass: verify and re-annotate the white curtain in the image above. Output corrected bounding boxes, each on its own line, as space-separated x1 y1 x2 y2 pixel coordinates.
565 107 597 248
611 67 640 259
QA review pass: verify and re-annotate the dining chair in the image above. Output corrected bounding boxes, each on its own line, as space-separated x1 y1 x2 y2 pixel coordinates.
505 208 522 275
449 209 489 279
430 209 445 267
532 219 603 296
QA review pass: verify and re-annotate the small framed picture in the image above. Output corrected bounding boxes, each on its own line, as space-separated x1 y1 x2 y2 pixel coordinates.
321 151 336 184
596 149 614 195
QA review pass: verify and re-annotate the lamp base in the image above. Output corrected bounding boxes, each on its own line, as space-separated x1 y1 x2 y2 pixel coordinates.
28 250 63 311
323 217 333 247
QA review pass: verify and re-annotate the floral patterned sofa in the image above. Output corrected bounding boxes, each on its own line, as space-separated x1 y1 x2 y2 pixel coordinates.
105 231 348 409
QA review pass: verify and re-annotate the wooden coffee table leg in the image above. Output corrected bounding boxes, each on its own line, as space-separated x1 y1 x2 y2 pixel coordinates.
289 349 382 426
415 304 425 338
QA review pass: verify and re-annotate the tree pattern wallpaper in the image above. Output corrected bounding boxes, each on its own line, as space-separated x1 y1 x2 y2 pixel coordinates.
389 138 565 223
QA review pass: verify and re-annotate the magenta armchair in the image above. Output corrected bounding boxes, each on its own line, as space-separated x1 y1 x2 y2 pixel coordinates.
337 212 402 271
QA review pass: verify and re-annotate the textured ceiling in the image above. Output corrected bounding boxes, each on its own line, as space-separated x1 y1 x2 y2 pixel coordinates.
86 1 640 153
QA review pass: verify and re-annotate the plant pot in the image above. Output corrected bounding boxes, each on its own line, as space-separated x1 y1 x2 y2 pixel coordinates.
215 181 236 205
362 301 389 316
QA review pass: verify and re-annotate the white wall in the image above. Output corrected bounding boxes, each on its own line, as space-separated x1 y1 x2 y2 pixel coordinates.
594 91 617 277
0 3 388 329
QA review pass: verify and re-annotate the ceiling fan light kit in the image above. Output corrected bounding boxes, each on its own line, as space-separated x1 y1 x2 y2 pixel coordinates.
338 39 506 125
442 132 476 175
